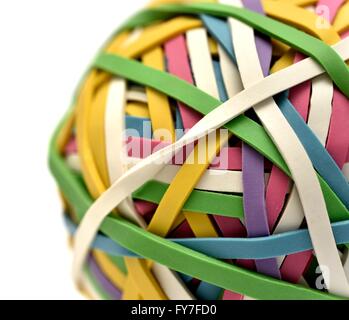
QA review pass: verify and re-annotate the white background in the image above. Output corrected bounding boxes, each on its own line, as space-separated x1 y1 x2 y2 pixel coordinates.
0 0 147 300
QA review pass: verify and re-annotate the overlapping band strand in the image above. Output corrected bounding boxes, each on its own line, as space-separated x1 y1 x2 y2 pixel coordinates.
49 0 349 300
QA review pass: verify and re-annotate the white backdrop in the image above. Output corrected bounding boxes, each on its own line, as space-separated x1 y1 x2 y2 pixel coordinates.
0 0 147 300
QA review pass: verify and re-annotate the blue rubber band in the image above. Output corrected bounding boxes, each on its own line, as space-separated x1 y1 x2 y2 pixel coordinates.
64 215 349 260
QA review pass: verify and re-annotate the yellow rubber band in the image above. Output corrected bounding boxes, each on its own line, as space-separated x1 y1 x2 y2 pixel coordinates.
271 39 291 56
184 211 219 237
333 2 349 34
266 0 317 7
208 37 219 56
124 258 167 300
106 31 132 54
149 0 216 7
93 250 126 290
263 0 341 45
76 72 107 198
271 49 295 74
142 47 176 141
125 101 150 118
109 17 202 58
147 132 230 237
88 81 110 188
122 277 143 300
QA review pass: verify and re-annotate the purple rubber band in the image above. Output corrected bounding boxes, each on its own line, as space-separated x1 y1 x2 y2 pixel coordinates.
241 0 281 279
88 256 122 300
243 0 272 78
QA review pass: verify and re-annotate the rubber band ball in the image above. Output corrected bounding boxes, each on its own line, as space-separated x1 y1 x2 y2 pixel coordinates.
49 0 349 300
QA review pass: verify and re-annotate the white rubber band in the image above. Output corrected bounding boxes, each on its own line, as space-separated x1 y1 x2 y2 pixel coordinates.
105 78 193 299
68 154 266 194
308 75 334 145
217 45 243 97
126 89 148 104
186 28 220 99
66 154 81 172
105 78 145 227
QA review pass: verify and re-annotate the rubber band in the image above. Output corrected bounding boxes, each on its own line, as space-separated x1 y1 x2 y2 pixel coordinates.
126 88 148 103
334 2 349 33
164 35 203 129
89 256 121 300
326 88 349 169
307 75 333 145
125 102 150 118
110 16 203 58
124 258 167 300
142 47 176 141
92 251 126 290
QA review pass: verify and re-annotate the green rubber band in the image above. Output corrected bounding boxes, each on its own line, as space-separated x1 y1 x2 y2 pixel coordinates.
48 118 343 300
134 180 244 219
72 172 244 219
93 52 349 222
119 3 349 98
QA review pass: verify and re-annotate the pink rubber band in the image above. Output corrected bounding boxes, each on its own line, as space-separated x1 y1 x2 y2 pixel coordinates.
326 89 349 169
266 166 290 231
65 137 78 155
288 54 311 122
127 136 243 170
280 251 313 284
164 35 202 129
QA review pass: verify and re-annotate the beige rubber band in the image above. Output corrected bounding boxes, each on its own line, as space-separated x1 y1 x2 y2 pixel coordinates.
126 88 148 104
105 79 192 299
308 75 334 145
186 28 220 99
